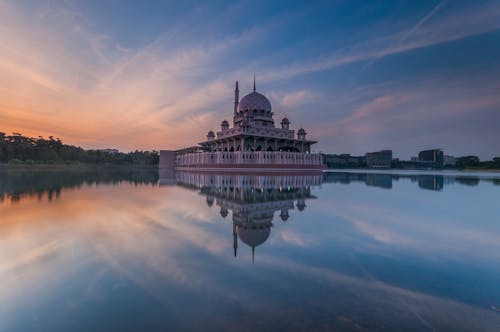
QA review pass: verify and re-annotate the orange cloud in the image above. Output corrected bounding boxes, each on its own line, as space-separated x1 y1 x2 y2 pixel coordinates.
0 4 242 151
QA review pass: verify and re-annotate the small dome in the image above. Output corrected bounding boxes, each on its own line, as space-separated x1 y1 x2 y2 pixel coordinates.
221 120 229 126
281 117 290 124
207 130 215 137
296 200 306 211
297 128 306 134
238 91 272 112
220 207 228 218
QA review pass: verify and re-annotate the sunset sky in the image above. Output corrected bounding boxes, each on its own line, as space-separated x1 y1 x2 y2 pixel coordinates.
1 0 499 158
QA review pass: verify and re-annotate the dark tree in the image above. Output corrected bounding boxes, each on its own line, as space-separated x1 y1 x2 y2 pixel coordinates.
0 132 158 165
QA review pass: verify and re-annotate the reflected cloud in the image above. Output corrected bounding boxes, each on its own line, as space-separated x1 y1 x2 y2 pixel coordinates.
1 169 500 331
0 239 62 276
251 256 500 331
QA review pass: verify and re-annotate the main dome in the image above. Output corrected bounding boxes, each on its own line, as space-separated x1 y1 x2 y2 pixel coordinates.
238 91 272 112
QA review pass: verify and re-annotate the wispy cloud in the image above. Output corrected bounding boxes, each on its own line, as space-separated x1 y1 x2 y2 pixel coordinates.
358 0 448 74
268 89 319 110
0 1 499 155
0 3 242 148
260 1 500 82
311 75 500 157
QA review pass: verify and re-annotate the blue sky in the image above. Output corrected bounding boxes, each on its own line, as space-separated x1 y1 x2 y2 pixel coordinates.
1 0 499 158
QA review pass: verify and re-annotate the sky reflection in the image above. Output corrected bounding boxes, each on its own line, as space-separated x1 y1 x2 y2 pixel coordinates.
1 170 500 331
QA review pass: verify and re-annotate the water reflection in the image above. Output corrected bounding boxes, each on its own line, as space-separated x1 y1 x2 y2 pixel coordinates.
1 169 498 205
171 173 321 261
0 168 158 203
1 169 500 331
322 171 498 191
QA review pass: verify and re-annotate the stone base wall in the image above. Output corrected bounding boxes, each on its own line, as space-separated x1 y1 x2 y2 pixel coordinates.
176 151 323 167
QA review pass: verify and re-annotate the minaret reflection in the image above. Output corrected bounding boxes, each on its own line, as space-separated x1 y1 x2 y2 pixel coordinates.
175 172 323 262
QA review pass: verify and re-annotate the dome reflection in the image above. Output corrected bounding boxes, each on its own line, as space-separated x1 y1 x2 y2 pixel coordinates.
174 172 322 262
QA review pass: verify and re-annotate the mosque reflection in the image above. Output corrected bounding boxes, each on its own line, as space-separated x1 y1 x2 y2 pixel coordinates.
172 172 322 261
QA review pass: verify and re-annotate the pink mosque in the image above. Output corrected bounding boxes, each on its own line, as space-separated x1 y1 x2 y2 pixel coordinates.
160 79 325 172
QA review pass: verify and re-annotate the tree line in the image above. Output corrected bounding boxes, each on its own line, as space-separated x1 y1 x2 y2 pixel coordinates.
0 132 158 165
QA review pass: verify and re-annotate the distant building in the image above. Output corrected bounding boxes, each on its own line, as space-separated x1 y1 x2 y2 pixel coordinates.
393 160 424 169
97 148 119 154
418 149 444 168
443 155 456 166
365 150 392 168
322 154 365 168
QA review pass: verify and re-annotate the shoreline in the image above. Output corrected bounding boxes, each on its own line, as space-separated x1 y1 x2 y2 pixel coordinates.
324 168 500 178
324 167 500 172
0 163 158 171
2 163 499 173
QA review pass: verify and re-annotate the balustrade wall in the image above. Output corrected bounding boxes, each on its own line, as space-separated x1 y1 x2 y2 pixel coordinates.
176 151 323 167
176 172 323 189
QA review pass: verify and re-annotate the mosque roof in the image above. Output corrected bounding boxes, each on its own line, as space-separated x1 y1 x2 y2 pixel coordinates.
238 91 272 113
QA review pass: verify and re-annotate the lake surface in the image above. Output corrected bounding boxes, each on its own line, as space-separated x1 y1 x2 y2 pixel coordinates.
1 169 500 331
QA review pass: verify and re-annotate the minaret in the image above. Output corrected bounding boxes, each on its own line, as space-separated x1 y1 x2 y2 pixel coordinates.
233 220 238 257
234 81 239 116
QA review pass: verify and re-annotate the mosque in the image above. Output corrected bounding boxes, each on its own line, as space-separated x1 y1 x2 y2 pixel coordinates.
160 79 325 171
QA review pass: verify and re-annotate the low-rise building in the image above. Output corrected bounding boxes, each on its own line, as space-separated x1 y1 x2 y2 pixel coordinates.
444 155 456 166
418 149 444 168
97 148 120 154
322 154 366 168
365 150 392 168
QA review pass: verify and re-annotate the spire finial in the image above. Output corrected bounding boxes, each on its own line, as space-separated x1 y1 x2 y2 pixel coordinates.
253 75 256 92
252 247 255 264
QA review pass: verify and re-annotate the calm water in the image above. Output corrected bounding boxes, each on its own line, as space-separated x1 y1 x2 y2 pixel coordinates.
1 169 500 331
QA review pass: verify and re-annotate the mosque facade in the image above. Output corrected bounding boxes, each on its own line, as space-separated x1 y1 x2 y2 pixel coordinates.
160 79 325 171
